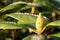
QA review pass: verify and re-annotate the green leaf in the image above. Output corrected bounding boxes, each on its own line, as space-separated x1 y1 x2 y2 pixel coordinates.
19 5 32 11
0 21 29 29
22 34 47 40
7 13 37 24
7 13 50 24
34 0 47 6
0 2 26 16
41 20 60 33
48 32 60 37
22 35 33 40
45 20 60 27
